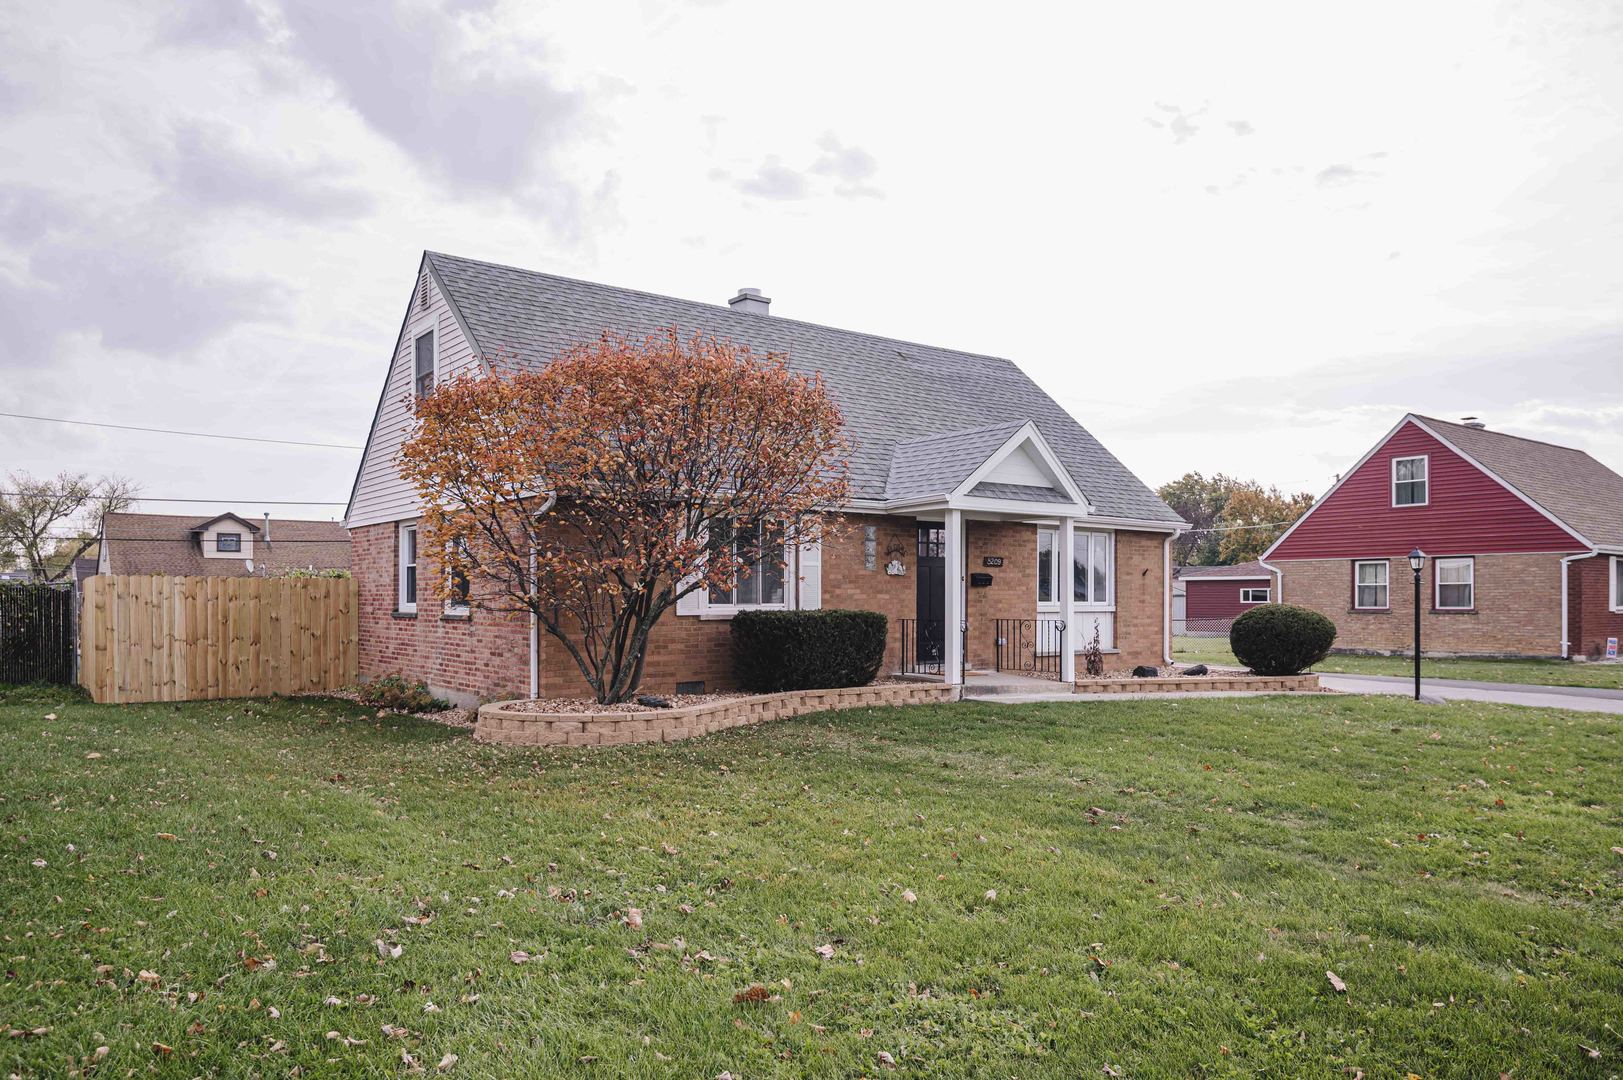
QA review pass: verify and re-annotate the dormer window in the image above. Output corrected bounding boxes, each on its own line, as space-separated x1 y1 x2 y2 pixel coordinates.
414 329 436 398
216 532 242 553
1392 455 1428 506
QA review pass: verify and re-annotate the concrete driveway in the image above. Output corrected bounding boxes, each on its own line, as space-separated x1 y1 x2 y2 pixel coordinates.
1317 673 1623 714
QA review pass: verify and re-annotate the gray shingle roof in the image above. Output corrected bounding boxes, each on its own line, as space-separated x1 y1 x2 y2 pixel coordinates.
1418 416 1623 549
425 252 1181 524
885 422 1026 503
103 513 350 577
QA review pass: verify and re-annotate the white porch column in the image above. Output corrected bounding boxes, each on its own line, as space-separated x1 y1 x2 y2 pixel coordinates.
1059 518 1078 683
943 508 965 685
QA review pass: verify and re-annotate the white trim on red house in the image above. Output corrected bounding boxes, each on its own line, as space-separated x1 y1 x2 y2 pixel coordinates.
1390 453 1430 507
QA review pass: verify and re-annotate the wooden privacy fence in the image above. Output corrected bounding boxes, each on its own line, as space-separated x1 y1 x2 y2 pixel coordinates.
80 575 357 704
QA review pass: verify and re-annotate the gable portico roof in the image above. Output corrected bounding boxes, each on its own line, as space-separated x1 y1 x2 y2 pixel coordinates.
420 252 1183 527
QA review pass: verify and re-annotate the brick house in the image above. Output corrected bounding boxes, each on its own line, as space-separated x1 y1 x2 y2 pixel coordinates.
344 252 1187 705
1174 561 1278 632
1262 415 1623 660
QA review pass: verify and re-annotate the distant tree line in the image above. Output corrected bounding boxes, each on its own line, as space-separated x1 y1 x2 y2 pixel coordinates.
1158 472 1316 566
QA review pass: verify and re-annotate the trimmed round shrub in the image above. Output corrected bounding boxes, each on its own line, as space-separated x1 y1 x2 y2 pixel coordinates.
731 609 888 692
1229 604 1336 676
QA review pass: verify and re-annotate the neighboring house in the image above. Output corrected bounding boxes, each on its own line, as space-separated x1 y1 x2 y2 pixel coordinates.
1175 561 1277 632
1263 415 1623 660
345 251 1187 705
99 513 351 578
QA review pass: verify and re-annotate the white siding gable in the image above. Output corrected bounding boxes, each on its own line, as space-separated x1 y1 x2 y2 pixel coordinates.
982 443 1052 488
345 267 480 529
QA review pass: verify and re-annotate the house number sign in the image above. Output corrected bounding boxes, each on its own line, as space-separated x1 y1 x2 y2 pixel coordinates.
982 556 1004 567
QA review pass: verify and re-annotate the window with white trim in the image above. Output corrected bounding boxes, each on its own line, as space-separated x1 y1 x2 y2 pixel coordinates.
398 523 418 613
1435 556 1474 610
444 538 470 616
1036 528 1113 607
1240 587 1270 604
216 532 242 553
1354 560 1388 609
707 519 786 609
1392 455 1428 506
413 329 435 398
1611 556 1622 612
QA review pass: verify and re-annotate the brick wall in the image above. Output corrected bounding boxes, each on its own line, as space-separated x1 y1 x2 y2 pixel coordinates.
1275 553 1564 657
965 521 1038 669
1113 530 1168 670
1571 554 1623 660
820 514 916 674
355 515 1174 701
352 522 530 707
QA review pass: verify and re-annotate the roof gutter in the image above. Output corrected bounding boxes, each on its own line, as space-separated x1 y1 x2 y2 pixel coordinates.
1257 558 1284 604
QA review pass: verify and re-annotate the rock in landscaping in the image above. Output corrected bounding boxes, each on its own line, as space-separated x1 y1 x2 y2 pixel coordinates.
1131 665 1160 678
636 694 672 709
1182 664 1209 676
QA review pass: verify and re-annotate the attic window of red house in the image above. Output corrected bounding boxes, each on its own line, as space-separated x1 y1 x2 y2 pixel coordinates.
1392 455 1428 506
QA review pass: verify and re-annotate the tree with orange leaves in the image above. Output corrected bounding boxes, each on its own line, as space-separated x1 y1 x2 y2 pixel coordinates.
400 329 850 704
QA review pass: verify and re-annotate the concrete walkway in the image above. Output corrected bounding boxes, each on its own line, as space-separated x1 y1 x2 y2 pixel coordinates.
1317 673 1623 714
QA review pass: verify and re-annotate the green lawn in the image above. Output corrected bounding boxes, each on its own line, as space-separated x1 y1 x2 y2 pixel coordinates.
2 685 1620 1078
1172 636 1623 690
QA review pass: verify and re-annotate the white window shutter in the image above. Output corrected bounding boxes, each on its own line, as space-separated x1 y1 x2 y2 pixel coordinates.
676 570 703 616
798 537 822 610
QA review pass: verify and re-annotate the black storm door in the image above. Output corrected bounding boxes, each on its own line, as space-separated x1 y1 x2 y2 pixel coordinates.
915 524 945 664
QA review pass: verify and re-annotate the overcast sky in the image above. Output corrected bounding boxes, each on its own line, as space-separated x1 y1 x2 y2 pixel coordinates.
2 0 1620 527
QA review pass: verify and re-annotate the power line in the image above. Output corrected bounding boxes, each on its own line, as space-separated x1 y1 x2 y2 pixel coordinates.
0 411 363 450
0 491 346 505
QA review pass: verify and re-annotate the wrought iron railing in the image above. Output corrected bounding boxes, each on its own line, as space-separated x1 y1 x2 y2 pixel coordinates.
993 618 1065 677
897 618 945 676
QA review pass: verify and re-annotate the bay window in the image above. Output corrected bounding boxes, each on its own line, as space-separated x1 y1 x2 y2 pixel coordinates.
1434 557 1474 610
707 519 786 609
1036 527 1113 607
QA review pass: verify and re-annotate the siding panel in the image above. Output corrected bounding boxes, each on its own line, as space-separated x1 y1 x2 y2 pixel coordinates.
1271 421 1583 560
346 270 477 529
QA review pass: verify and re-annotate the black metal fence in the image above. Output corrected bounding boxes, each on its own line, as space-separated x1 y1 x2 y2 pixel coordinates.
897 618 946 676
0 582 76 686
993 618 1065 677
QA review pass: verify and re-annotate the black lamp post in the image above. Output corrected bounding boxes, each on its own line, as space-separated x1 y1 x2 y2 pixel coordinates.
1408 548 1426 701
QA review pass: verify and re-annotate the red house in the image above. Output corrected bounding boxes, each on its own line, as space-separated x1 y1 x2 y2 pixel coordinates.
1176 561 1278 633
1263 415 1623 660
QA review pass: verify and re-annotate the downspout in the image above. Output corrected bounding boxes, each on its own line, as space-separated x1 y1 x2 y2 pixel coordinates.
1258 558 1283 604
1560 551 1598 659
528 494 557 699
1162 535 1173 664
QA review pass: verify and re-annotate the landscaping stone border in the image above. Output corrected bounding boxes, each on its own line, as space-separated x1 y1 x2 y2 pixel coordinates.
1073 673 1320 694
475 682 962 747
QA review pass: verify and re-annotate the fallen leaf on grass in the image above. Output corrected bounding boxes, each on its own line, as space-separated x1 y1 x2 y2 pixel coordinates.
1582 1044 1602 1059
623 908 643 930
509 950 531 965
901 889 917 903
815 944 835 960
84 751 100 759
323 995 344 1007
984 889 998 901
6 1027 51 1038
152 1042 173 1056
1611 847 1623 857
733 984 770 1004
877 1050 898 1069
156 833 178 841
1326 971 1347 993
382 1024 411 1039
375 939 403 960
437 1051 459 1071
325 1031 368 1046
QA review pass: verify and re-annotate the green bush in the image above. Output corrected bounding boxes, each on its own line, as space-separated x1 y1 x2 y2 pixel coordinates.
730 609 888 692
1229 604 1337 676
356 674 450 713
